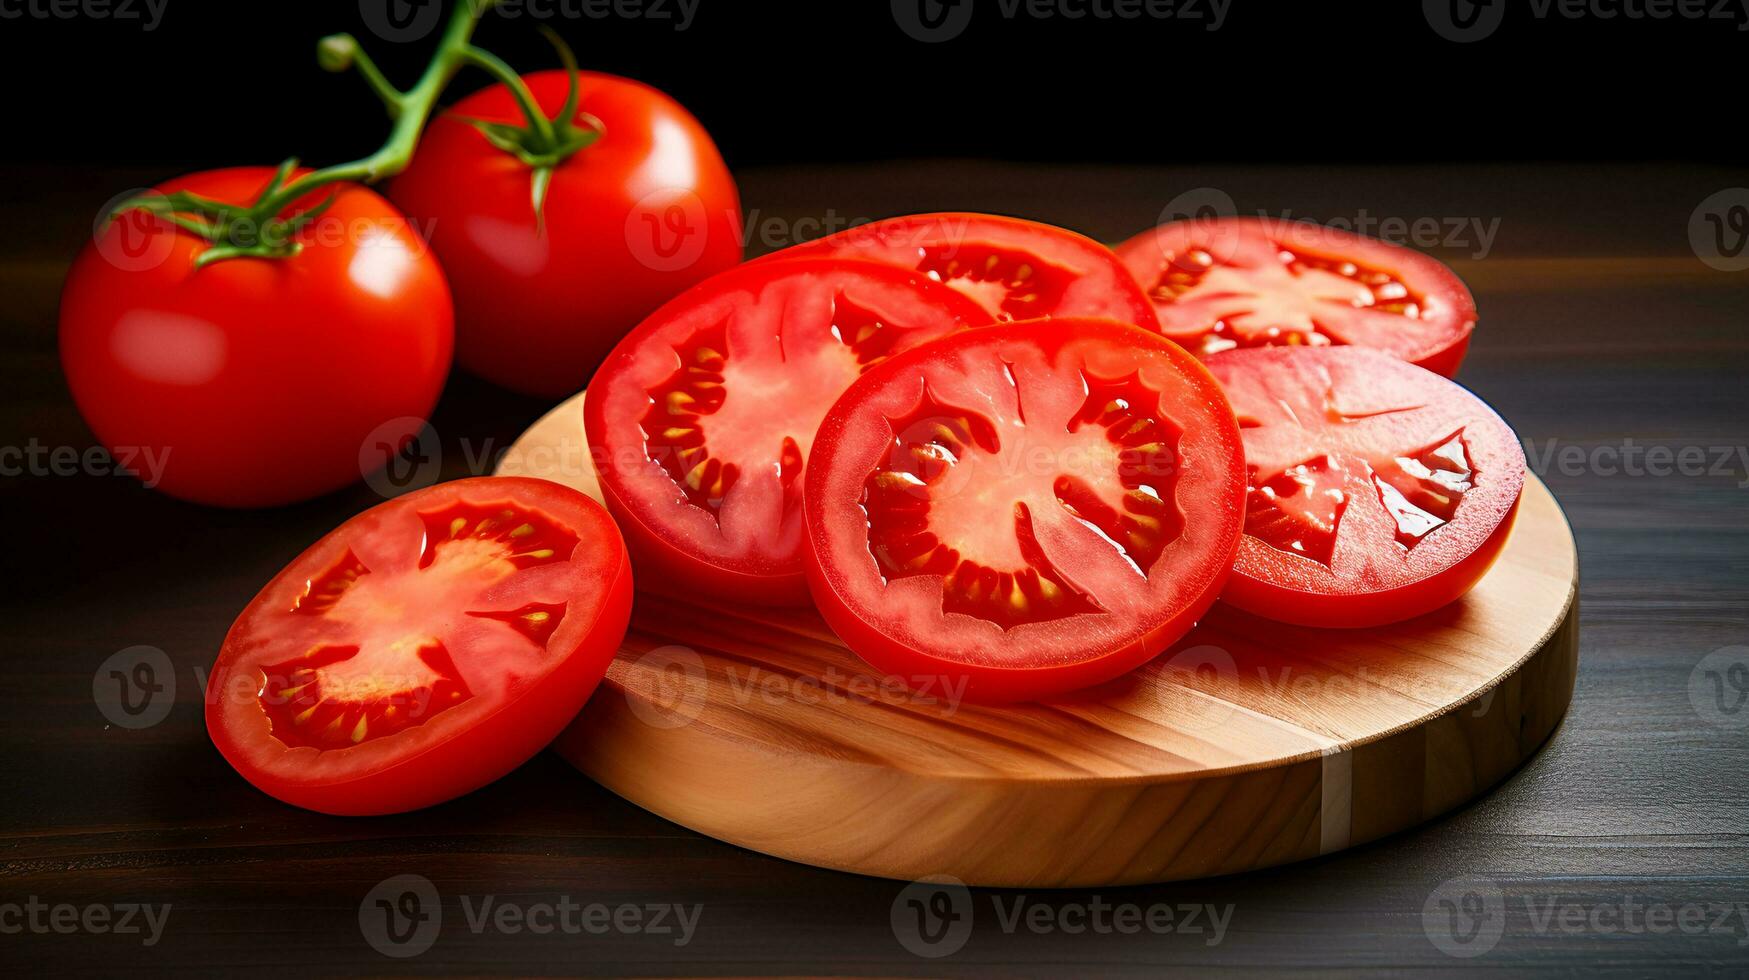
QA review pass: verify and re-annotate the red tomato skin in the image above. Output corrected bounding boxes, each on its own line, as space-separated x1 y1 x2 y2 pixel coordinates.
585 259 993 607
1114 216 1477 377
1220 495 1519 628
204 478 633 816
803 318 1248 703
390 70 742 398
59 168 453 508
1208 347 1525 629
766 212 1161 331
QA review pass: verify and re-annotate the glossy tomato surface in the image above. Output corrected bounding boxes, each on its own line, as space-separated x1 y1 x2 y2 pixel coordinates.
587 258 990 604
391 70 742 398
1207 347 1524 628
206 477 632 815
805 318 1247 702
768 212 1159 330
1115 216 1476 376
59 167 453 507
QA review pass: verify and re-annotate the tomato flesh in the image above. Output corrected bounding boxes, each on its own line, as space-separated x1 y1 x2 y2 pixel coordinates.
767 212 1160 330
1207 347 1524 628
805 318 1246 702
1115 217 1476 377
206 478 632 815
587 258 991 604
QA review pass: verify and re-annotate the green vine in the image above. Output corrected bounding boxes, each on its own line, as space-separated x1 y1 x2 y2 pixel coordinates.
108 1 601 267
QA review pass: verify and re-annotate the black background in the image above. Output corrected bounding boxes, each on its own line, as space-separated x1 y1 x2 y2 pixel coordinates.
0 0 1739 170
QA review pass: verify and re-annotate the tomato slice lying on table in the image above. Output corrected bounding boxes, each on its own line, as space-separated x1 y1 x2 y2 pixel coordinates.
586 258 991 604
206 477 632 815
767 212 1159 330
804 317 1246 702
1207 347 1524 628
1115 216 1477 377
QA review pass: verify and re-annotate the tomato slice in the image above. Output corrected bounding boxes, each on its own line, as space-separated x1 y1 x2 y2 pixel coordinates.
804 317 1246 702
1206 347 1524 628
205 477 632 815
768 212 1160 330
586 258 991 604
1114 217 1477 377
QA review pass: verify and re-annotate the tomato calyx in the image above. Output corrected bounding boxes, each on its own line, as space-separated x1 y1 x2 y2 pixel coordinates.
448 28 605 221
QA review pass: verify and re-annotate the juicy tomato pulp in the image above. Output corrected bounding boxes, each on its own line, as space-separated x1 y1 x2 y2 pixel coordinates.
206 478 632 815
767 212 1160 331
391 70 742 398
586 258 992 604
804 318 1247 702
1115 217 1476 377
60 167 453 507
1207 347 1524 628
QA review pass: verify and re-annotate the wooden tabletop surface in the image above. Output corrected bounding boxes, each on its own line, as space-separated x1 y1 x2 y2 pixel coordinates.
2 162 1746 976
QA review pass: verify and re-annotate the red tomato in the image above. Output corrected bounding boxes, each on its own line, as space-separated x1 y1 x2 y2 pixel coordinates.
390 70 742 398
1115 217 1477 377
587 258 991 604
59 167 453 507
804 318 1247 702
1207 347 1524 628
205 477 632 815
767 212 1159 329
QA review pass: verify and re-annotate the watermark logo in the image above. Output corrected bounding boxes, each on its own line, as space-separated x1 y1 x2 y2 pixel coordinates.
94 646 175 730
1423 877 1506 957
94 189 177 272
1691 189 1749 273
623 644 709 729
1154 643 1239 732
891 875 974 958
0 898 171 946
625 187 711 272
360 874 442 958
1689 646 1749 729
358 0 444 42
1424 0 1504 42
892 0 975 41
360 416 443 498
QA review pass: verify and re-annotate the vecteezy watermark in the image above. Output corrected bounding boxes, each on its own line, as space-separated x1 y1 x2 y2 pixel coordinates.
1155 189 1503 260
1522 437 1749 489
890 876 1234 958
1422 877 1507 957
1423 877 1749 957
621 644 972 730
360 416 445 498
91 189 437 274
1689 646 1749 729
93 646 176 730
0 0 166 30
892 0 1229 43
357 0 698 43
359 874 702 958
1425 0 1749 42
0 897 172 946
1 440 173 488
1691 189 1749 273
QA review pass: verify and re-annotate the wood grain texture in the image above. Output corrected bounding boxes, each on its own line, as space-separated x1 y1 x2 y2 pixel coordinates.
498 391 1579 886
4 161 1744 976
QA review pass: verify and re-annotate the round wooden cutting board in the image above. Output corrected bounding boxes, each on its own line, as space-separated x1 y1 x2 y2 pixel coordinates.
497 391 1580 887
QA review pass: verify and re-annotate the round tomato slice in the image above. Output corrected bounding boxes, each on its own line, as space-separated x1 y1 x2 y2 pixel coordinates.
1206 347 1524 628
767 212 1159 330
205 477 632 815
1115 216 1477 377
586 258 991 604
804 317 1247 702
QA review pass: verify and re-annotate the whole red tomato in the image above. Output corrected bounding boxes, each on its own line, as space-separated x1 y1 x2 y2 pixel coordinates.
59 167 454 508
391 70 743 399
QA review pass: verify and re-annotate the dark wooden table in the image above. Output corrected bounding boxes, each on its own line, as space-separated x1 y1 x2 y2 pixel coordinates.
3 162 1746 976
